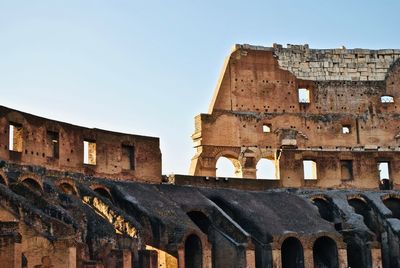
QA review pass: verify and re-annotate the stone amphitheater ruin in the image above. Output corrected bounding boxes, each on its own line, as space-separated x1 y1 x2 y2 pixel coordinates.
1 43 400 268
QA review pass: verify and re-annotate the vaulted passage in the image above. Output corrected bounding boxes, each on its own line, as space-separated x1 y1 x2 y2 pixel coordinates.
21 178 42 193
312 198 335 222
313 236 339 268
281 237 304 268
348 198 378 234
346 239 368 268
185 234 202 268
187 211 212 234
383 197 400 219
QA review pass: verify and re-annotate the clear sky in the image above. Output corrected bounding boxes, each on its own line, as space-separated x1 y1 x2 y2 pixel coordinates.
0 0 399 176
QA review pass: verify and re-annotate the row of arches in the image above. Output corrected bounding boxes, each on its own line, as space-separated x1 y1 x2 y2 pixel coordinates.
216 157 278 179
183 233 340 268
281 236 339 268
0 172 116 204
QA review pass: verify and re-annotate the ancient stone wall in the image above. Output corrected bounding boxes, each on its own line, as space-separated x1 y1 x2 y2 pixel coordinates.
0 106 161 182
190 44 400 189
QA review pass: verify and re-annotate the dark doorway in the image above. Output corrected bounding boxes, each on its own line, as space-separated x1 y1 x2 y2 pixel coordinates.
313 236 339 268
346 239 368 268
281 237 305 268
185 234 202 268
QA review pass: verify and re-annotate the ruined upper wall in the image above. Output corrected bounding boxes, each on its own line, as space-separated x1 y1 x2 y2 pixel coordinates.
0 106 161 182
237 43 400 81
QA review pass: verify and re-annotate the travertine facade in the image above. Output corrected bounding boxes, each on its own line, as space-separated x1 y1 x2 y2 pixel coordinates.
0 106 161 183
190 43 400 190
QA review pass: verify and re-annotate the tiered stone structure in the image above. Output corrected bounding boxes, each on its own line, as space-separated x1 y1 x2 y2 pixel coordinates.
190 43 400 189
0 44 400 268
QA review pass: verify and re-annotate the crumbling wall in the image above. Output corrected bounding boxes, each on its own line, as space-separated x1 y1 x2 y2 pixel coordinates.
190 44 400 189
0 106 162 183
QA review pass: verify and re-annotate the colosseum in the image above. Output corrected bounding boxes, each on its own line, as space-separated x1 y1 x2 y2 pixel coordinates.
1 43 400 268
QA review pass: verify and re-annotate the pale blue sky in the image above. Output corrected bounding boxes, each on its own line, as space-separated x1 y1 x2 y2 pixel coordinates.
0 0 399 175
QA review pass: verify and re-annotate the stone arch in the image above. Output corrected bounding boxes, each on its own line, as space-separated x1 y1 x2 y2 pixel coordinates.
90 184 114 203
347 196 379 234
313 236 339 268
256 157 279 179
310 196 336 223
57 178 78 196
18 174 43 192
184 233 203 268
280 236 305 268
382 195 400 219
215 150 242 178
0 170 9 185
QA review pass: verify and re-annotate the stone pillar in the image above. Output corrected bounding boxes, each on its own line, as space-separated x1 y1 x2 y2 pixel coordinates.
139 250 158 268
241 168 257 179
245 249 256 268
190 155 217 177
303 248 314 268
177 248 185 268
338 248 348 268
68 247 77 268
122 250 132 268
271 249 281 268
203 247 212 268
371 247 382 268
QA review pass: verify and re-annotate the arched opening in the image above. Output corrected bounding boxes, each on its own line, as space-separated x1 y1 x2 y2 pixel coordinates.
59 182 78 196
93 187 113 203
312 198 335 223
21 178 42 193
383 197 400 219
184 234 202 268
216 156 241 178
281 237 304 268
187 211 212 234
346 238 368 268
256 158 279 179
348 198 378 234
313 236 339 268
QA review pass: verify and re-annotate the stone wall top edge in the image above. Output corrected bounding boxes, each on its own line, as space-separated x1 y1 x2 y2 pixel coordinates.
0 105 159 141
235 43 400 55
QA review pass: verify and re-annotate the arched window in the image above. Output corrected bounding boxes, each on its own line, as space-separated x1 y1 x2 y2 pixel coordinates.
185 234 202 268
216 156 241 178
256 158 279 179
281 237 304 268
313 236 339 268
